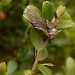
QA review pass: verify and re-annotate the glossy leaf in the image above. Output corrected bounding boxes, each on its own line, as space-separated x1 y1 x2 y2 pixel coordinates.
42 1 53 21
38 64 53 75
38 48 48 61
30 28 48 50
65 57 75 75
7 60 18 75
56 20 75 30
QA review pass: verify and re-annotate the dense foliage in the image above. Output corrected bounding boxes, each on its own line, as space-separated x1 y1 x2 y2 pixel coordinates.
0 0 75 75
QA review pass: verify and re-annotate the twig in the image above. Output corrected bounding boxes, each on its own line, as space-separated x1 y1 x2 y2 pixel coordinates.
30 50 41 75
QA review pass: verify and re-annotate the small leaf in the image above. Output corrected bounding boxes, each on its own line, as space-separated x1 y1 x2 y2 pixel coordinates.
42 1 54 21
56 20 75 30
65 57 75 75
24 69 31 75
57 12 72 21
36 27 48 36
55 72 63 75
56 5 65 18
38 48 48 61
41 63 53 67
30 28 48 50
7 60 18 75
0 62 6 75
38 65 53 75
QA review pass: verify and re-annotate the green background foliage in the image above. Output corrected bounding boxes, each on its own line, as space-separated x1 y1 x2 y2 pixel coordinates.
0 0 75 75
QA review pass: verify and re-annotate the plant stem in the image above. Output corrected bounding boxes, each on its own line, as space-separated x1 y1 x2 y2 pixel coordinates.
30 50 41 75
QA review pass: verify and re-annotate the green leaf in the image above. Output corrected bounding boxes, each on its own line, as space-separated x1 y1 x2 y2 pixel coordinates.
38 48 48 61
41 63 53 67
23 5 46 24
0 62 6 75
52 38 71 46
55 72 63 75
36 27 48 36
57 12 72 21
56 5 65 18
56 20 75 30
38 65 53 75
30 28 48 50
65 57 75 75
24 69 31 75
7 60 18 75
42 1 53 21
63 26 75 41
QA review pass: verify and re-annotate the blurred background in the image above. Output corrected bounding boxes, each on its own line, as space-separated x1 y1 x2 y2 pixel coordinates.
0 0 75 74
